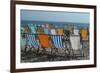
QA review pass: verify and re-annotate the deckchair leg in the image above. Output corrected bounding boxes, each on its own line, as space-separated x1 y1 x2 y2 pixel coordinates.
51 48 54 55
51 48 53 55
69 48 75 60
24 44 28 54
41 48 47 54
64 48 69 58
36 48 40 54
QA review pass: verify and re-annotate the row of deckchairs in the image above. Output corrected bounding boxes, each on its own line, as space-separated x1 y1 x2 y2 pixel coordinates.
21 24 66 36
21 24 89 41
21 24 88 57
25 33 83 57
26 34 66 50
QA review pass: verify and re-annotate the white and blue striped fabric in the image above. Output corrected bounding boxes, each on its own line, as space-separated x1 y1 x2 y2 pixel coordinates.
50 35 65 49
26 34 39 49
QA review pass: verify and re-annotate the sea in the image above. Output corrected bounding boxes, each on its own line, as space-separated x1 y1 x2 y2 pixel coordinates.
21 20 89 29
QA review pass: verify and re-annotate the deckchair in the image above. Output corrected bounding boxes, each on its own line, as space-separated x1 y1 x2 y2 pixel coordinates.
50 28 57 35
79 28 89 57
24 25 31 34
50 28 68 55
38 34 53 54
28 24 37 34
26 34 39 53
44 28 49 34
36 26 44 34
50 35 68 56
57 28 64 35
70 35 84 59
80 28 89 41
50 35 65 48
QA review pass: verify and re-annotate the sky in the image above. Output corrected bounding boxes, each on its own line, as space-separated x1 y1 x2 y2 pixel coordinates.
21 10 90 24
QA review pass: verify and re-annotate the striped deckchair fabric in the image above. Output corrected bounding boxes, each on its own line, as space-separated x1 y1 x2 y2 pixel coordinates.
57 28 64 35
38 34 52 48
50 35 65 49
26 34 39 49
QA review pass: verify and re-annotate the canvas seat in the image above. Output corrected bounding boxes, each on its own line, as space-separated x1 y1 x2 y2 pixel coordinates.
80 28 89 41
38 34 52 48
21 37 27 51
28 24 37 34
70 35 84 58
36 26 44 34
57 28 64 35
50 35 65 49
50 28 57 35
79 28 89 51
44 28 50 34
50 35 69 56
38 34 52 54
50 28 69 56
24 27 30 34
26 34 39 53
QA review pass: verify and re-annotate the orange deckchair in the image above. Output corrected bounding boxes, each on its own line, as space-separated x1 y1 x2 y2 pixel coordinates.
38 34 52 48
67 25 73 33
57 28 64 35
80 28 88 40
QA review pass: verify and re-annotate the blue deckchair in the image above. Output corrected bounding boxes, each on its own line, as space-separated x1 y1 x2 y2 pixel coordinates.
50 35 67 56
50 35 65 49
26 34 39 50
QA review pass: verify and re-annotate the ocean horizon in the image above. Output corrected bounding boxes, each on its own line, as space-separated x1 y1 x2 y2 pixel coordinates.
21 20 89 29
